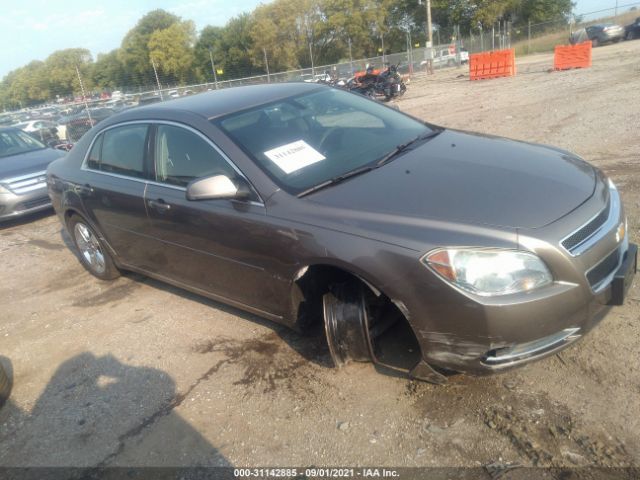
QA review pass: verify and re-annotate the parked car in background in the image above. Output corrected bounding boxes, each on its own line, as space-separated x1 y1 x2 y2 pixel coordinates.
46 84 636 383
61 108 115 143
15 120 60 146
624 17 640 40
138 94 162 106
573 24 625 46
0 127 65 221
421 46 469 69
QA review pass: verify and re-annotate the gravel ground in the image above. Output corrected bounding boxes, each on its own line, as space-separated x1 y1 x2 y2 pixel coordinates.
0 41 639 470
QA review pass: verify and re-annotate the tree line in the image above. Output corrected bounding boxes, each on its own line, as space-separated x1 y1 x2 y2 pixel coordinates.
0 0 572 110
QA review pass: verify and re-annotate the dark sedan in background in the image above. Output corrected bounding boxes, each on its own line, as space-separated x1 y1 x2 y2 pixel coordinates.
0 128 66 221
46 84 636 383
625 17 640 40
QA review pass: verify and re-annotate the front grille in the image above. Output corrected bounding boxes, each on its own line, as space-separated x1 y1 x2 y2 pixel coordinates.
562 198 610 253
586 248 620 290
1 170 48 195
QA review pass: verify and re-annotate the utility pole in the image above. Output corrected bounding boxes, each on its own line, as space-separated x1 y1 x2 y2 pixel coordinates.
151 58 164 101
425 0 433 45
263 48 270 83
209 48 219 89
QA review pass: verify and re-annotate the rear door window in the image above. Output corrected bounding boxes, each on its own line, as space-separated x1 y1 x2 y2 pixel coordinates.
91 124 149 178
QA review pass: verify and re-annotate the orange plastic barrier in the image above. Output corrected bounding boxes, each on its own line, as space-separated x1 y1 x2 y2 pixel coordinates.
469 49 516 80
554 41 592 70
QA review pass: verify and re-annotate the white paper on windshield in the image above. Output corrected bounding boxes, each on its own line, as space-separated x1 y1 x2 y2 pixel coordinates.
264 140 325 174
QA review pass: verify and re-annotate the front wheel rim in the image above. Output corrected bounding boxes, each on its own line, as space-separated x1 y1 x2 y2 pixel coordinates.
74 222 106 274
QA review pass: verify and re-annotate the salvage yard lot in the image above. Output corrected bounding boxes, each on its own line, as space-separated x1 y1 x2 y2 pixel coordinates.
1 40 639 468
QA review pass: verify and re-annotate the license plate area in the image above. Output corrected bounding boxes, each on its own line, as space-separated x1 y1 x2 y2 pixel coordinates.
609 243 637 306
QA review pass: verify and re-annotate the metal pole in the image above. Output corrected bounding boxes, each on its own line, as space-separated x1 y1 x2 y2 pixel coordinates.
209 48 219 89
492 24 495 50
425 0 433 45
528 20 531 54
309 42 315 76
263 48 270 83
75 65 92 124
151 58 164 101
348 37 353 75
615 0 618 17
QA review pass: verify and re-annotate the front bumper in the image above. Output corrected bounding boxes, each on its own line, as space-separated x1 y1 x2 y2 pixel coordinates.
412 242 637 376
0 188 52 221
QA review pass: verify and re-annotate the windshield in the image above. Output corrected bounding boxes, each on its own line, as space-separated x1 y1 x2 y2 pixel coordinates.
216 88 431 194
0 129 46 158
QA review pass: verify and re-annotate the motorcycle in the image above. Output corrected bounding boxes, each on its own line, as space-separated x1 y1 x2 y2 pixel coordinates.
347 64 406 102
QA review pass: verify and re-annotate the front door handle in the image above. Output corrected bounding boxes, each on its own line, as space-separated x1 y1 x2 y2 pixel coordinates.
76 183 94 196
148 199 171 212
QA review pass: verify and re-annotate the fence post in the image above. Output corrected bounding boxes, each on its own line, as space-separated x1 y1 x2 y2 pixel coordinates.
209 48 219 89
151 58 163 100
492 24 495 50
75 65 92 124
347 37 354 76
263 48 270 83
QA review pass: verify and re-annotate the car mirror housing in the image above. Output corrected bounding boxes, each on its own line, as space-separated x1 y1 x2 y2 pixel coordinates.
186 175 249 201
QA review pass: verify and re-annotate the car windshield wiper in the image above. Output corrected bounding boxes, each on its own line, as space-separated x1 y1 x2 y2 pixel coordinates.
297 164 377 198
298 128 444 198
376 128 443 167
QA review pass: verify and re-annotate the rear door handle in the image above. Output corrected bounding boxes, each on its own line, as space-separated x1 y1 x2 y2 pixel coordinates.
148 199 171 212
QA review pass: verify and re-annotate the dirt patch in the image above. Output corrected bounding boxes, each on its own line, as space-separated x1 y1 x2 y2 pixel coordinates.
192 332 329 395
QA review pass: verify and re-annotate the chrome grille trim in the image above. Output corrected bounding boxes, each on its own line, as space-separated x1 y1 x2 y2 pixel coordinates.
1 170 48 195
482 328 581 366
560 185 620 257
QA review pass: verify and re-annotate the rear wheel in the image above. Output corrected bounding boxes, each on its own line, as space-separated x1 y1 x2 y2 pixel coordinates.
68 215 120 280
592 37 599 47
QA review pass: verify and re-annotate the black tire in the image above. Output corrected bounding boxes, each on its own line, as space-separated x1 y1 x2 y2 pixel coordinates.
592 37 599 47
0 362 11 409
323 283 373 367
67 215 120 280
447 59 455 67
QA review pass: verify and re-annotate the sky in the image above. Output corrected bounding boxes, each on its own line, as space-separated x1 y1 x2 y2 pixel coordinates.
0 0 634 78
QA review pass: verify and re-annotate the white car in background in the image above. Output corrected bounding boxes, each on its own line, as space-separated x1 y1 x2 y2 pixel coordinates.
15 120 58 133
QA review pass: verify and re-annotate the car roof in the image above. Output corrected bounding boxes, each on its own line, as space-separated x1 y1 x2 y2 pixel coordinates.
130 82 324 120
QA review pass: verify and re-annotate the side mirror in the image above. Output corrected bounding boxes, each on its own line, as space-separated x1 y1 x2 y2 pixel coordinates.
186 175 250 201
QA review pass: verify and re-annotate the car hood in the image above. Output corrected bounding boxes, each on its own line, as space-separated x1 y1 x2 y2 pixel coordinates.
0 148 66 180
301 129 596 231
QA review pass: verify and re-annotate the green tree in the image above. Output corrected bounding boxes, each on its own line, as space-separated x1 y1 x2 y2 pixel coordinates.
45 48 94 97
194 26 225 81
91 50 127 90
119 9 180 85
149 21 197 84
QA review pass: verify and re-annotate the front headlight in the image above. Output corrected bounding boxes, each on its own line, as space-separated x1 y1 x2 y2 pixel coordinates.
423 248 553 297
